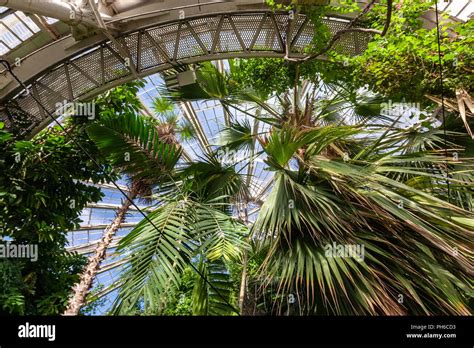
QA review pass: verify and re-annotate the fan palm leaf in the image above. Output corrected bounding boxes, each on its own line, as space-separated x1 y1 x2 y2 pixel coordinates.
252 124 473 315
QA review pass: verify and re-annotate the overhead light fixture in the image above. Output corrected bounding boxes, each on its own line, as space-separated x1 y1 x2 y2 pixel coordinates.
164 69 196 90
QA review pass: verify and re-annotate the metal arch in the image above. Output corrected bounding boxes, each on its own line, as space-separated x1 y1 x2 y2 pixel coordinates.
0 11 372 137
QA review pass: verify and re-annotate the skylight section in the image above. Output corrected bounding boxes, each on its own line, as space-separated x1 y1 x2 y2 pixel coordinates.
0 11 40 54
439 0 473 21
44 16 60 24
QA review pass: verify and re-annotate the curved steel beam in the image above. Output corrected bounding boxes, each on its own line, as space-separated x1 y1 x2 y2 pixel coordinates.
0 0 101 27
0 10 372 136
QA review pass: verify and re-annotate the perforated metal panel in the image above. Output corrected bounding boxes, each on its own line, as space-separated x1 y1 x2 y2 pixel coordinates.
0 11 372 137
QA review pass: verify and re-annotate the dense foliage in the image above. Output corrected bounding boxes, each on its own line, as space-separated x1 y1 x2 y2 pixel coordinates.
0 121 111 314
2 0 472 316
144 56 472 314
244 0 473 103
349 0 473 100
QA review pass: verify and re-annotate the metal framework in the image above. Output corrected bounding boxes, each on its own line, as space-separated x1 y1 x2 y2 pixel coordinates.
0 10 372 136
1 0 470 138
0 0 471 313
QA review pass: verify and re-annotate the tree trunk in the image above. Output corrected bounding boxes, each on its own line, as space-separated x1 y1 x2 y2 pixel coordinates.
238 205 250 315
238 249 248 314
63 186 139 315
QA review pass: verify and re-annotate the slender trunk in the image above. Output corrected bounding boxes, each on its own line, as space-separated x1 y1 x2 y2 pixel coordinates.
238 249 248 314
238 205 249 315
63 186 139 315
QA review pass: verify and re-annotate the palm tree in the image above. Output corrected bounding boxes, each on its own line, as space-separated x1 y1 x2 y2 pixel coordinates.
63 103 182 315
78 60 472 315
110 151 250 315
253 125 472 314
63 77 250 315
143 61 472 315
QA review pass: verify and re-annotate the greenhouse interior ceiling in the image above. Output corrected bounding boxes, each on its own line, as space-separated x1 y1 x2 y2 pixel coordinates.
0 0 473 332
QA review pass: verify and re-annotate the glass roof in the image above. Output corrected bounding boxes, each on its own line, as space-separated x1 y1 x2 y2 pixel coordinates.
0 1 470 57
439 0 473 21
62 68 278 313
0 10 40 55
0 0 471 315
61 63 405 313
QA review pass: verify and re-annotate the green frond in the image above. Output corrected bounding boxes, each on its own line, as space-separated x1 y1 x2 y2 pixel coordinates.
152 96 175 116
253 125 473 315
192 257 236 315
86 112 182 183
215 119 254 151
194 203 249 261
181 155 248 200
112 199 195 314
113 196 248 314
178 119 197 141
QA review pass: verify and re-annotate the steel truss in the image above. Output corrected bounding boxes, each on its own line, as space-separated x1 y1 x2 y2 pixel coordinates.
0 11 371 136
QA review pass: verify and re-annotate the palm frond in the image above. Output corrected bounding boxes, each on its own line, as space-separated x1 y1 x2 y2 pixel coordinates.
152 96 175 116
194 201 249 261
253 125 473 315
215 119 254 151
192 257 236 315
113 196 248 314
112 198 194 314
86 112 182 183
180 154 249 201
